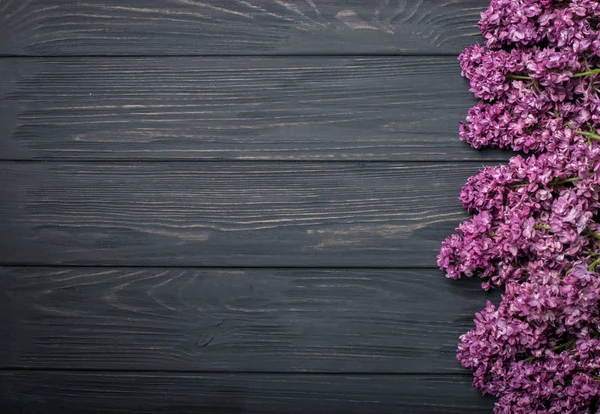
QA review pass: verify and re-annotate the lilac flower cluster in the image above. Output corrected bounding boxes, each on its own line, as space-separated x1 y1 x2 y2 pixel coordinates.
439 140 600 289
459 264 600 413
439 1 600 412
479 0 600 50
457 0 600 153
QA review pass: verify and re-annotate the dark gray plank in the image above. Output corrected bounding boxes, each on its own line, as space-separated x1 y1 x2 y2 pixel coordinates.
0 371 494 413
0 162 481 267
0 57 511 161
0 267 499 372
0 0 487 56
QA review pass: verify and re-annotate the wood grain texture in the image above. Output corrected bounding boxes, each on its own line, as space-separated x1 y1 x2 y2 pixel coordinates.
0 161 484 267
0 57 512 161
0 371 495 413
0 267 500 372
0 0 487 56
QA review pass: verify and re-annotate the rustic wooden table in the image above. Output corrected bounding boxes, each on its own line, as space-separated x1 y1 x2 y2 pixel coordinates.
0 1 505 412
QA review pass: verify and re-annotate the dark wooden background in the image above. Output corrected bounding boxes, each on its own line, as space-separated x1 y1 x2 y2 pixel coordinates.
0 1 507 412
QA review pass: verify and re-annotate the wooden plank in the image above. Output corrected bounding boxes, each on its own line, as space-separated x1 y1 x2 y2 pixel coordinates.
0 267 499 372
0 57 510 162
0 0 487 56
0 161 479 267
0 371 494 413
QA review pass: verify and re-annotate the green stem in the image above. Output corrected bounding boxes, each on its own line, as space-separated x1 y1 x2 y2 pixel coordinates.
572 68 600 78
550 177 581 186
584 229 600 241
508 68 600 81
554 338 577 352
522 339 577 363
507 74 533 80
575 130 600 141
508 177 581 189
588 257 600 271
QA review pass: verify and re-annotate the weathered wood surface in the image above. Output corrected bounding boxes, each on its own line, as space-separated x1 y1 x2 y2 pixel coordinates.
0 267 499 372
0 0 487 56
0 371 494 413
0 1 498 411
0 57 512 161
0 161 482 267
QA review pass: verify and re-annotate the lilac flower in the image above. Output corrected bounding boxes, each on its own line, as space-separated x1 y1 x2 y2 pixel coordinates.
457 265 600 412
442 1 600 411
439 142 600 288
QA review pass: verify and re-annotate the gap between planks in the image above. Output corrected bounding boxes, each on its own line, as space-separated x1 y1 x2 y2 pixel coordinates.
0 264 443 269
0 53 473 58
0 158 509 163
0 368 471 376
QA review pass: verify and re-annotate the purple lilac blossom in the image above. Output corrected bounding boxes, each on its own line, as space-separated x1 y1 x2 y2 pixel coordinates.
441 1 600 412
457 265 600 413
